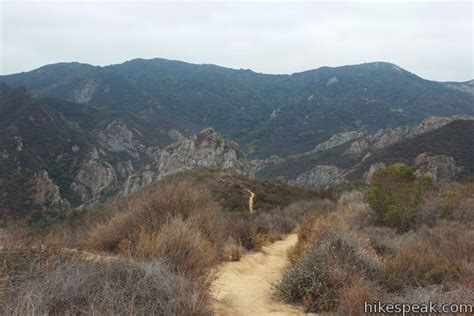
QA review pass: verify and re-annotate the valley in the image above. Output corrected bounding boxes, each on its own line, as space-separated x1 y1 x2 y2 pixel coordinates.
0 60 473 221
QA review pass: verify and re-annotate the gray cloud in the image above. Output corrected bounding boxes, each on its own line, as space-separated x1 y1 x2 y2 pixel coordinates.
1 1 472 81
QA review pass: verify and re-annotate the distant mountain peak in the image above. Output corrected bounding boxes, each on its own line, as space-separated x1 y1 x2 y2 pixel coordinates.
1 57 472 159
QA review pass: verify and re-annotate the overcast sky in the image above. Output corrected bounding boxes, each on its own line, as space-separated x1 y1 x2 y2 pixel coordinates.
1 0 472 81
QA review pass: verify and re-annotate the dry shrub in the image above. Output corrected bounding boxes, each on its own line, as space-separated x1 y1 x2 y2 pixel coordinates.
388 284 474 309
221 237 243 261
186 203 230 254
289 211 344 263
2 258 210 315
217 199 333 251
354 223 397 258
415 223 474 264
88 211 133 251
253 212 288 243
374 219 474 290
132 216 219 279
435 182 474 223
87 179 219 251
0 246 71 287
281 182 474 314
36 169 323 254
368 235 395 256
338 274 382 316
338 190 371 229
338 190 364 209
385 222 474 292
224 214 254 249
383 249 457 291
250 230 269 250
416 181 474 226
278 231 380 313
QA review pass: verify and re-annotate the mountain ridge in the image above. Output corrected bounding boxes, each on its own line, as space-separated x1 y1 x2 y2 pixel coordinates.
6 58 469 82
2 58 472 158
0 56 473 221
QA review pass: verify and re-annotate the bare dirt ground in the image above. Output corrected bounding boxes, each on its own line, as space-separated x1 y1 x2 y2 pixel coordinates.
211 233 306 315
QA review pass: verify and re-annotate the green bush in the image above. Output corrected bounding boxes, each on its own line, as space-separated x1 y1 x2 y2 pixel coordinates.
366 165 433 232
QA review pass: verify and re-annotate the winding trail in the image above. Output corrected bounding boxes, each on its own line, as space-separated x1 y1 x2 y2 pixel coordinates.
211 233 305 315
245 188 256 213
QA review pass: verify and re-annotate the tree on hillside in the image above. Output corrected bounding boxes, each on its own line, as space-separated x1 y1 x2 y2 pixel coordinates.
366 165 433 232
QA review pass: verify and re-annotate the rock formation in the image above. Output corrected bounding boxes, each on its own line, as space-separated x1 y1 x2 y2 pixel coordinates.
290 165 344 189
71 148 118 202
414 153 457 180
117 128 254 198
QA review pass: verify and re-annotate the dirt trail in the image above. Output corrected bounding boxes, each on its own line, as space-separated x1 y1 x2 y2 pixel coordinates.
211 233 305 315
245 188 256 213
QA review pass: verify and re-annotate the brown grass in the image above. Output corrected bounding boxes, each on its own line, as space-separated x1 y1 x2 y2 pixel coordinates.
132 217 219 279
279 183 474 313
88 179 218 252
2 170 327 315
383 249 457 291
1 253 210 315
221 237 243 261
338 274 381 316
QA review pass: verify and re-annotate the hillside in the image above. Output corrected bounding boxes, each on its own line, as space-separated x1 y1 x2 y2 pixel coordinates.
0 84 263 220
2 59 472 158
0 84 176 220
348 119 474 180
257 116 474 188
1 82 472 220
1 58 473 221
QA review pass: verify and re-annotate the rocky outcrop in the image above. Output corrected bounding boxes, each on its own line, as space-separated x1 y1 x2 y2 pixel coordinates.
362 154 458 183
33 171 71 214
167 129 183 142
97 120 146 159
444 80 474 95
117 128 254 197
414 153 457 180
413 115 469 135
290 165 343 189
120 169 157 197
70 78 100 104
345 139 369 156
312 121 422 157
116 160 135 180
250 155 284 173
313 131 366 153
156 127 252 176
368 126 412 150
70 148 118 202
309 116 474 157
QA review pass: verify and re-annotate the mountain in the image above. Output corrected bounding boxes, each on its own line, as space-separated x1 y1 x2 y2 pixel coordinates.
2 59 472 158
347 119 474 181
256 115 474 188
1 59 473 221
117 127 254 197
0 84 254 220
0 84 163 219
444 79 474 95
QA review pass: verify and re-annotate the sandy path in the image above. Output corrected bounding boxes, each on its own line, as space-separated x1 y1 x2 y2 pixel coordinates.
211 233 305 315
